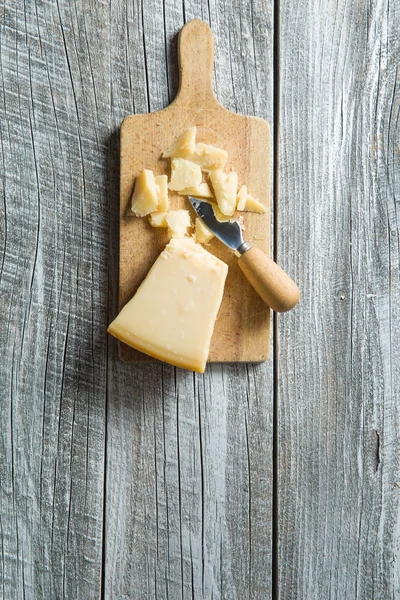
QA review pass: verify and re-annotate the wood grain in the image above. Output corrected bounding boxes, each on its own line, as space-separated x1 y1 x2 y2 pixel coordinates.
4 0 398 598
105 1 274 599
118 19 271 364
278 0 400 598
0 0 109 597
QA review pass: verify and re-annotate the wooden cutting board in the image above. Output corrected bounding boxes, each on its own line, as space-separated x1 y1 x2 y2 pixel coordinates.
119 19 271 363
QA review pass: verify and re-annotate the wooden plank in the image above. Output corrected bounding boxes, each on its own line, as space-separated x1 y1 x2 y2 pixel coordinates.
105 1 274 597
117 19 271 364
278 0 400 598
0 0 110 597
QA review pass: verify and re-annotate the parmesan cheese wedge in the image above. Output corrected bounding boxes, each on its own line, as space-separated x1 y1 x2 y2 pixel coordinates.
168 158 202 192
166 210 192 238
162 127 196 158
177 182 213 198
155 174 169 211
209 169 238 216
131 169 159 216
195 218 214 243
107 237 228 373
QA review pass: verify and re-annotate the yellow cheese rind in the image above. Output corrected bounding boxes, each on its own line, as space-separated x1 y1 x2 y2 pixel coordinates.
148 212 168 227
162 127 196 158
239 194 267 213
166 210 192 238
209 169 238 216
168 158 202 192
187 143 228 171
108 238 228 372
177 182 213 198
195 218 214 243
155 174 169 211
131 169 159 216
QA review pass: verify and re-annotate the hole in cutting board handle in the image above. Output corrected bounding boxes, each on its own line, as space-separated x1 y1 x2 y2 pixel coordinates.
176 19 219 107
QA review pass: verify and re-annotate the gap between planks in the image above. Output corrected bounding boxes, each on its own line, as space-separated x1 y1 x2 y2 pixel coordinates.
272 0 280 598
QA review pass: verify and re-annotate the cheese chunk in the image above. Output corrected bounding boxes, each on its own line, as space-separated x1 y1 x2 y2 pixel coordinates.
131 169 159 216
168 158 202 192
149 212 168 227
166 210 192 238
162 127 196 158
240 195 266 213
205 200 233 222
209 169 238 216
162 129 227 170
237 185 266 213
187 143 228 171
236 185 248 211
177 182 213 198
155 174 169 211
195 218 214 243
108 238 228 372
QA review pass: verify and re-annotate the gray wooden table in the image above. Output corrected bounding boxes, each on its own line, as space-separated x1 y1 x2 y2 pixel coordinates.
1 0 399 598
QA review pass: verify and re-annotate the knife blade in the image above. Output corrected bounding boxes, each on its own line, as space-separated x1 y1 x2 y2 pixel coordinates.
188 196 300 312
189 197 249 254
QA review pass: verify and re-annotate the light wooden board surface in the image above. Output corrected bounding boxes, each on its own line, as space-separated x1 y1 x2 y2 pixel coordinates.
278 0 400 598
119 19 270 364
1 0 399 598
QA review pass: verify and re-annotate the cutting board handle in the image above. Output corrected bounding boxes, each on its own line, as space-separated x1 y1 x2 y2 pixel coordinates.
176 19 219 107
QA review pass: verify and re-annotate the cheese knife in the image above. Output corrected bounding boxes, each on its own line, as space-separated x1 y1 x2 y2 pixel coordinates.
189 197 300 312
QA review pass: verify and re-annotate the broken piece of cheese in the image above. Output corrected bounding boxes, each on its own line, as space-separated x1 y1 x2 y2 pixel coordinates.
131 169 159 216
149 212 168 227
195 218 214 243
162 127 227 170
205 200 233 222
236 185 248 211
168 158 202 192
162 127 196 158
108 238 228 372
187 143 228 171
155 174 169 211
166 210 192 238
177 182 213 198
237 185 266 213
209 169 238 216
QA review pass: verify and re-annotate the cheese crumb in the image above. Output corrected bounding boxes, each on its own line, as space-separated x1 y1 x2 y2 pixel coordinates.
238 215 246 231
188 274 197 282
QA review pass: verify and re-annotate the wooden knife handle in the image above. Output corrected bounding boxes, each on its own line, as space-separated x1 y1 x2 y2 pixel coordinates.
238 247 300 312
